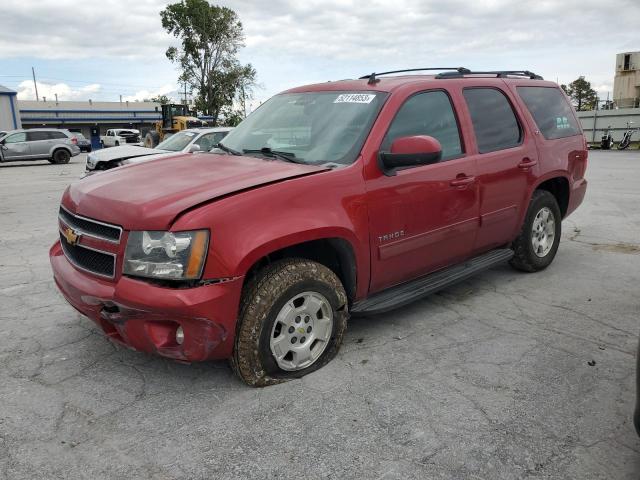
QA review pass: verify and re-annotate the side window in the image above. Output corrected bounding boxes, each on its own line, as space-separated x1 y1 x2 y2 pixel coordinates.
46 131 67 140
4 132 26 144
382 90 463 160
194 133 217 151
517 87 581 140
26 131 49 141
463 88 522 153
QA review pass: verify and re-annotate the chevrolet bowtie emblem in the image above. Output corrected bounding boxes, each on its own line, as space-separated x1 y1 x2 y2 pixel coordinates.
63 227 81 246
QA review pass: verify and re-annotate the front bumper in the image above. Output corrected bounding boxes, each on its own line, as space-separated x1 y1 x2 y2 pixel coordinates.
50 240 243 361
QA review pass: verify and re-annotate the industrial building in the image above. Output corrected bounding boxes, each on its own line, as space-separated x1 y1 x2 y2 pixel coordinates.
613 51 640 108
0 86 21 132
17 100 161 150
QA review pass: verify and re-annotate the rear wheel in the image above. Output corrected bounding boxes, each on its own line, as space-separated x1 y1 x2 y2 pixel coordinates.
510 190 561 272
115 141 120 147
231 259 348 387
50 149 70 164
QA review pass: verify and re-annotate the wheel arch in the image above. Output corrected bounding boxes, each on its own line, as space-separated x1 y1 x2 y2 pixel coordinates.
532 174 570 218
241 234 359 305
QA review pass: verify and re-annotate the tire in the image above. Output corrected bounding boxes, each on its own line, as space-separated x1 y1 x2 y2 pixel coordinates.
144 131 160 148
509 190 562 272
100 141 105 149
50 149 71 164
231 258 348 387
115 141 120 147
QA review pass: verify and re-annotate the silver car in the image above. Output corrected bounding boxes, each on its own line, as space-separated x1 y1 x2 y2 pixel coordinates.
0 128 81 164
85 127 233 173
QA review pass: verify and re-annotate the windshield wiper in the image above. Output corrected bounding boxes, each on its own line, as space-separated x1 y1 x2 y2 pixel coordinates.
242 147 304 164
216 142 242 156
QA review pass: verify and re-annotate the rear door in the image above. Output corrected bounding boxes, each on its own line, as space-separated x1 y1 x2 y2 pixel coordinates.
2 132 30 160
460 86 539 253
365 89 480 292
26 131 51 158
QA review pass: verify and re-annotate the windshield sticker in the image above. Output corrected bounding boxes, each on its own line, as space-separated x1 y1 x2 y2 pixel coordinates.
184 132 196 137
334 93 376 104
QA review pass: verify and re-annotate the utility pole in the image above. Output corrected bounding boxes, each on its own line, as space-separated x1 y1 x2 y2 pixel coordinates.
119 94 122 103
31 66 39 102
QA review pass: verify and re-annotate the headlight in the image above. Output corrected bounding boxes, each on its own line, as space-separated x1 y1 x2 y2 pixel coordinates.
86 154 96 168
123 230 209 280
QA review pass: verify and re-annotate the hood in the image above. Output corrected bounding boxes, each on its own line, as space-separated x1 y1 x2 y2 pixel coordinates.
63 153 329 230
90 145 167 163
122 151 183 165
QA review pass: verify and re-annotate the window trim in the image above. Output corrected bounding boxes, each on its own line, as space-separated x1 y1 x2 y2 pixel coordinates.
379 88 466 165
462 86 524 154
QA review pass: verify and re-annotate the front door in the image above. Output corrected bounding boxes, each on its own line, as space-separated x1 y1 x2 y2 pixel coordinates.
2 132 30 160
365 90 480 293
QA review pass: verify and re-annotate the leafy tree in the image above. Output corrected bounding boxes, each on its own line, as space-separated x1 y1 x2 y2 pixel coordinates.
560 77 597 111
161 0 256 125
143 94 173 104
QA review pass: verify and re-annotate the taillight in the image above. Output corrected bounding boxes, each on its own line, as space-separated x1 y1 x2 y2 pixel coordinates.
71 137 78 145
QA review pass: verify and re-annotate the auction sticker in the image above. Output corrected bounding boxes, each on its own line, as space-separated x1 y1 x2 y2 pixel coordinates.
334 93 376 104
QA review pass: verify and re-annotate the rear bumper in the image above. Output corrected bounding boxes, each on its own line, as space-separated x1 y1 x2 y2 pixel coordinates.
566 178 587 218
50 240 243 361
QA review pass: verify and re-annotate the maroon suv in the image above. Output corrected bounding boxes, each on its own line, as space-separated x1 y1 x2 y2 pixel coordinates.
50 68 588 386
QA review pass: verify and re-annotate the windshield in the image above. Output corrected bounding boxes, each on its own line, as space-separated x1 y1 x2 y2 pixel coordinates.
156 131 198 151
220 91 387 165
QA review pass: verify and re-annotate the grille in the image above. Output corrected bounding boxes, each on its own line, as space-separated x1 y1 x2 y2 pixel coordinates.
59 207 121 242
60 233 115 278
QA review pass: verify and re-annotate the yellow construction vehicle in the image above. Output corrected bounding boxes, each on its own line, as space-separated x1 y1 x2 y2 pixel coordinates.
144 104 208 148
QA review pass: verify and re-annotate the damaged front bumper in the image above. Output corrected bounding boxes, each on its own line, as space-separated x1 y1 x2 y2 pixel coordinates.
50 240 243 361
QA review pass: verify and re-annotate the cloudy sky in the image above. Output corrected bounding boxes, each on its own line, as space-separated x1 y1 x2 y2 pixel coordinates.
0 0 638 108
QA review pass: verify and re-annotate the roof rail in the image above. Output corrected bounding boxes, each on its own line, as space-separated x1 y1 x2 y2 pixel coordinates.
359 67 471 85
435 70 543 80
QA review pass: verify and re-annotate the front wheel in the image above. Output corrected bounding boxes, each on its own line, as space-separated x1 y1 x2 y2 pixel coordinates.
231 259 348 387
509 190 562 272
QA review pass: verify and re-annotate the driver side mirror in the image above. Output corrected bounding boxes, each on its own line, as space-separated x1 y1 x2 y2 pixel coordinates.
188 143 201 153
379 135 442 176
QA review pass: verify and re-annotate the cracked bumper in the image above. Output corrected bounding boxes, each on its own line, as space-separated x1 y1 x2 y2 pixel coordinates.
50 240 243 361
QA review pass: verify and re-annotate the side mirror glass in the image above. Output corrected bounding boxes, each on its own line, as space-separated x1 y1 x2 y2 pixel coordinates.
379 135 442 175
188 143 201 153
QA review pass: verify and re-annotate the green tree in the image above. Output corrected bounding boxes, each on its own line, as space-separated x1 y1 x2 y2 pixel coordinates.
143 94 173 104
161 0 256 125
561 77 597 111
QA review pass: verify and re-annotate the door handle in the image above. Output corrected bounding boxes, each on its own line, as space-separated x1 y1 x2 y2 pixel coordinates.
450 175 475 188
518 157 537 169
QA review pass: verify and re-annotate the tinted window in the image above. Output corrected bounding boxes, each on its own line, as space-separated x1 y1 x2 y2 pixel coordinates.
4 132 26 144
46 131 67 140
382 90 462 160
463 88 521 153
517 87 581 140
26 131 50 141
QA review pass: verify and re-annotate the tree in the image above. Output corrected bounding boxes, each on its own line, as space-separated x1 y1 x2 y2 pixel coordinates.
561 77 597 111
161 0 256 125
143 94 173 104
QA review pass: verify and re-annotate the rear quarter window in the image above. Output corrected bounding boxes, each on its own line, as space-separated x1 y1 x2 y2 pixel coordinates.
517 87 581 140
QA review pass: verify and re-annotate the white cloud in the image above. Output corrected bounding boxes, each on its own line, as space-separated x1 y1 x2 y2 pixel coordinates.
16 80 101 101
123 84 177 102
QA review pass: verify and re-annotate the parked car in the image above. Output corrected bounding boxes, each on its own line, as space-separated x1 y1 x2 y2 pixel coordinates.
50 68 588 386
71 132 92 152
85 127 232 173
0 128 81 164
100 129 141 148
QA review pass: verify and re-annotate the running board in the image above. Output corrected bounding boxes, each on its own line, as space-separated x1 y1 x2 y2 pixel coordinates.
351 248 514 315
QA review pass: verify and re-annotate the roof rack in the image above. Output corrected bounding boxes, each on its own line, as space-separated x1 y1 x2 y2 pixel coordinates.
359 67 471 85
435 70 543 80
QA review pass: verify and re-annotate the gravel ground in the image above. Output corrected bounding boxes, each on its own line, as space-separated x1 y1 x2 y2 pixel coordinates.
0 150 639 479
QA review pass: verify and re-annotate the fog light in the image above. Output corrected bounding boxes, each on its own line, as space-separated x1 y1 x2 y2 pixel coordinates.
175 325 185 345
